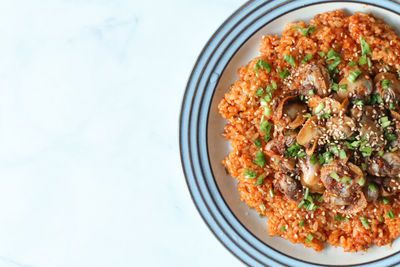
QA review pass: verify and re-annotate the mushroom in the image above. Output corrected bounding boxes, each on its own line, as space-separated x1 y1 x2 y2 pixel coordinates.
298 157 325 193
297 116 319 145
275 96 307 129
326 115 356 140
337 72 373 101
273 171 303 201
374 72 400 105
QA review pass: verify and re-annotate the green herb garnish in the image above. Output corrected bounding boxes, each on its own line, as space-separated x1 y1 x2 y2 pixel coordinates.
255 174 265 185
348 68 362 83
382 79 390 90
305 233 314 243
388 210 396 219
254 59 271 74
255 150 266 167
360 217 370 229
284 54 296 67
244 169 257 179
302 54 313 63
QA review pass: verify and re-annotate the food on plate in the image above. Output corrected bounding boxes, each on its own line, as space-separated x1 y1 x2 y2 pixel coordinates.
218 10 400 251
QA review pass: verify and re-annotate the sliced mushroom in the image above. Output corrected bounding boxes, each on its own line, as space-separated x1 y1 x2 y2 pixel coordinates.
374 72 400 104
275 96 307 129
326 115 356 140
298 158 324 193
337 72 373 101
298 63 331 97
273 171 303 201
297 116 319 147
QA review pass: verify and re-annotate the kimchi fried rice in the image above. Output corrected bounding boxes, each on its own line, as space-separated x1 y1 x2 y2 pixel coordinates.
218 10 400 252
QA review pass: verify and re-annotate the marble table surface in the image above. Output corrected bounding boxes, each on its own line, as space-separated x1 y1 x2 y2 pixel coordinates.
0 0 245 266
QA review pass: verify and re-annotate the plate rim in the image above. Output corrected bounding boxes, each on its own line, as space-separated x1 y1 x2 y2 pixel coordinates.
179 0 400 266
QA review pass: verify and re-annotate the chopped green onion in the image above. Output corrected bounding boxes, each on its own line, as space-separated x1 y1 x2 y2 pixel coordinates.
367 57 372 68
332 82 338 91
281 226 286 232
255 87 264 97
335 215 345 222
272 81 277 90
269 189 274 197
360 37 371 55
305 233 314 243
380 116 391 129
279 68 290 79
360 217 370 229
340 84 348 90
361 163 367 171
318 51 325 58
353 100 364 106
327 58 341 72
308 90 314 96
259 204 266 212
260 120 273 133
385 132 397 141
348 61 357 67
330 172 340 180
382 79 390 90
297 151 307 158
293 25 317 36
254 59 271 74
361 146 372 157
264 92 272 102
321 113 331 119
339 149 347 159
359 55 368 65
377 150 384 157
389 102 396 110
358 177 366 186
382 197 389 204
255 174 265 185
302 54 313 63
315 102 325 114
264 107 271 117
304 187 310 200
255 139 262 148
341 176 351 184
244 169 257 179
299 220 305 227
388 209 396 219
284 142 302 158
284 54 296 67
310 154 317 165
303 113 312 118
255 150 266 167
368 183 377 192
327 48 341 60
260 98 268 107
348 68 362 83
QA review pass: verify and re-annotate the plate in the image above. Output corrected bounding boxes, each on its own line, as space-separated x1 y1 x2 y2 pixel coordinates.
180 0 400 266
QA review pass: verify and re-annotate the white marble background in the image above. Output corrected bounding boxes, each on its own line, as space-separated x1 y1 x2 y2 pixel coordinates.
0 0 245 266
